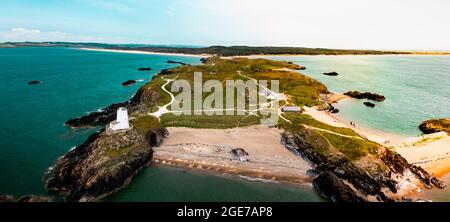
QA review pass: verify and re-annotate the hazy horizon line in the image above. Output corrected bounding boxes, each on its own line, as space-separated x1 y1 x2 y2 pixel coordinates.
2 41 450 52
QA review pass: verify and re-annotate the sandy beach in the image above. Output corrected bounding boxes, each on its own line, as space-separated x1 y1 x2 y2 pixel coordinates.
304 96 450 178
153 126 313 185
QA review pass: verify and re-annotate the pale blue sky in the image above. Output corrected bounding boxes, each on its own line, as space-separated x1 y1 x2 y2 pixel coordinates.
1 0 449 50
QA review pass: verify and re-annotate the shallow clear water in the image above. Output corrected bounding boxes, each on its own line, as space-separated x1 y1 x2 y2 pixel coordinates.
264 55 450 137
0 47 320 201
106 166 322 202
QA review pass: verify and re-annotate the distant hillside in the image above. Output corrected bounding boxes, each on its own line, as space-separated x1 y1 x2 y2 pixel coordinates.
109 45 409 56
1 41 410 56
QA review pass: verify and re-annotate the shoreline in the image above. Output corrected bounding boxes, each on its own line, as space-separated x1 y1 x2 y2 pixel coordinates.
304 95 450 179
303 98 407 145
78 47 450 58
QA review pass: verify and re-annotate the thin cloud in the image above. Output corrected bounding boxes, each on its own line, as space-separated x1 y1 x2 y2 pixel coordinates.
164 6 175 15
1 28 148 44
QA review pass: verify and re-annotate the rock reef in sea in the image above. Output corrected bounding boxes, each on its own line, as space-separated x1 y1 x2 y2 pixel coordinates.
0 195 52 202
28 80 41 85
344 91 386 102
323 72 339 76
419 118 450 135
363 101 376 108
167 60 189 66
122 80 136 87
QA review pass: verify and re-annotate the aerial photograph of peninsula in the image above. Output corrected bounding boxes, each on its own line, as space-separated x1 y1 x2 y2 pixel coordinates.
1 0 450 216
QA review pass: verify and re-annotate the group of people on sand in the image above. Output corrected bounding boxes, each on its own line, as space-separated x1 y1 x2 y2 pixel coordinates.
349 121 391 144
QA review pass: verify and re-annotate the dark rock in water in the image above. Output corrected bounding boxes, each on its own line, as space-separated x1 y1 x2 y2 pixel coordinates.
167 60 189 66
0 195 15 202
46 127 168 202
330 108 339 113
313 172 365 202
0 195 51 202
28 80 41 85
137 67 152 71
200 58 208 63
329 105 339 113
17 195 52 202
419 118 450 135
344 91 386 102
122 80 136 87
65 102 129 128
293 65 306 70
323 72 339 76
158 68 173 75
363 102 376 108
65 87 160 128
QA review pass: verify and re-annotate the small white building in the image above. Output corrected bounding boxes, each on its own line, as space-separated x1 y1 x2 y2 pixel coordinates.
109 107 130 131
282 106 301 112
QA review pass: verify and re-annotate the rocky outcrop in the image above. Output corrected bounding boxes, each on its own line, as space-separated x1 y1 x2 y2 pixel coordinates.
364 102 376 108
281 126 444 202
28 80 41 85
137 67 152 71
231 148 249 162
122 80 136 87
381 149 446 189
0 195 15 202
0 195 51 202
65 87 159 128
45 126 168 202
329 106 339 113
146 127 169 146
419 118 450 135
167 60 189 66
158 68 174 75
323 72 338 76
344 91 386 102
313 172 365 202
17 195 52 202
317 94 339 113
65 102 129 128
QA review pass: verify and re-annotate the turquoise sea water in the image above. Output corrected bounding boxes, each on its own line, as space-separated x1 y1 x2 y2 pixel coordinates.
0 47 321 201
264 55 450 137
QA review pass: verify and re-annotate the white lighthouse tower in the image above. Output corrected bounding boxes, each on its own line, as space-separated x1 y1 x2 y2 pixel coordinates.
109 107 130 131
